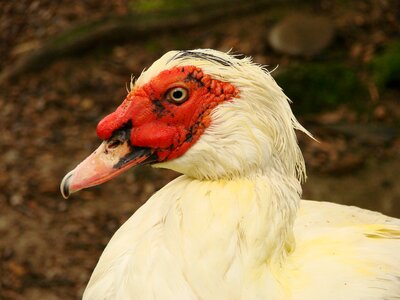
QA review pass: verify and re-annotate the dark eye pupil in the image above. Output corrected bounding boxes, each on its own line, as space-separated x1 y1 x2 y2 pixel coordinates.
173 90 183 99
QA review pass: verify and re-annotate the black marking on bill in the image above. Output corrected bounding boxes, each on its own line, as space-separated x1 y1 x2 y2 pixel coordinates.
61 172 73 198
106 121 133 154
113 147 155 169
110 120 133 141
171 50 233 67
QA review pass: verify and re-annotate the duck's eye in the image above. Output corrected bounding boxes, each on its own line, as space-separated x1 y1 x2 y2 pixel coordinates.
167 87 189 104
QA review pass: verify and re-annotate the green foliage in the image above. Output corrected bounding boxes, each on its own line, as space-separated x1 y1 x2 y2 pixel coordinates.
130 0 192 13
370 41 400 90
50 20 103 49
275 63 367 114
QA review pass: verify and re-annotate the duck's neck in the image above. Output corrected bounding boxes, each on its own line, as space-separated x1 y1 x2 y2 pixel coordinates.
227 171 300 263
159 171 300 296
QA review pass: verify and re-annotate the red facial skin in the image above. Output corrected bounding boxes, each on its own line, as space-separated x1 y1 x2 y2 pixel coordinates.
96 66 239 163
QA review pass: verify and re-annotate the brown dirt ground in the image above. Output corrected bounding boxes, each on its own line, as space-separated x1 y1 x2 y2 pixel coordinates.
1 1 399 299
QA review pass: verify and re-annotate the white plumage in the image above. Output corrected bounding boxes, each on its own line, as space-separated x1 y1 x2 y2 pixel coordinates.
68 49 400 299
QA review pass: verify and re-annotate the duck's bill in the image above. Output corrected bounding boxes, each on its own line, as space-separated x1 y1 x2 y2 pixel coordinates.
60 141 154 199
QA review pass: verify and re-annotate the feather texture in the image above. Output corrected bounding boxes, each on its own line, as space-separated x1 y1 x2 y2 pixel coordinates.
84 177 400 299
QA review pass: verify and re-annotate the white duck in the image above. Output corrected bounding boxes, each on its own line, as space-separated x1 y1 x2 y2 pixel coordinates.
61 49 400 300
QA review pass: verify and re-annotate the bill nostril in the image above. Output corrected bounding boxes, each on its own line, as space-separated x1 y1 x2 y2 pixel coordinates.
107 140 122 150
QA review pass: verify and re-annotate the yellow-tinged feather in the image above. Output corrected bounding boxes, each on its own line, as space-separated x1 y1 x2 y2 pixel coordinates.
363 225 400 239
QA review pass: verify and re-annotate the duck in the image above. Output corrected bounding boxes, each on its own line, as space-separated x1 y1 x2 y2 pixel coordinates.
61 49 400 300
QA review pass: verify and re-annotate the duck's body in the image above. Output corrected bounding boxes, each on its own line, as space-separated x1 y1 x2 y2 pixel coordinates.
83 176 400 300
292 201 400 299
61 49 400 299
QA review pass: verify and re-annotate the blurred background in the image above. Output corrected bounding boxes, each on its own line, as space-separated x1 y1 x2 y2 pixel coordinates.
0 0 399 299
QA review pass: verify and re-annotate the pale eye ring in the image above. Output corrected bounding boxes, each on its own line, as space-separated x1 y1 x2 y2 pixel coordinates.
167 87 189 104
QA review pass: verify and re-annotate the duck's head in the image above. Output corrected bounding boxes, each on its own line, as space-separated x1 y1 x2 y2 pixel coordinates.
61 49 310 198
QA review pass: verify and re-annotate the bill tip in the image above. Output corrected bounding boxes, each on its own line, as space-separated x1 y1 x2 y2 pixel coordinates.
60 171 74 199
